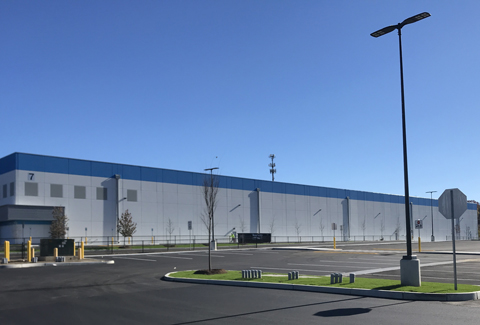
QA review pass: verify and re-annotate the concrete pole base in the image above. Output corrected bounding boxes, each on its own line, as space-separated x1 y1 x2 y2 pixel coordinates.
210 240 217 251
400 255 421 287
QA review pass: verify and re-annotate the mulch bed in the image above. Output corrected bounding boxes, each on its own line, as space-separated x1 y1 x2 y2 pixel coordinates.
194 269 227 275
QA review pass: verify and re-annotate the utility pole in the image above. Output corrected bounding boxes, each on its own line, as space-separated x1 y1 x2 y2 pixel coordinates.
269 154 276 181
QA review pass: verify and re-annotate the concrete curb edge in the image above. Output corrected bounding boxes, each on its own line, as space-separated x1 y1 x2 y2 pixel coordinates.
163 272 479 302
0 259 115 269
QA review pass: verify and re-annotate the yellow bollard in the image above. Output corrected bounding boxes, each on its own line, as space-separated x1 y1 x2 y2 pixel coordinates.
4 241 10 261
29 236 32 242
151 236 154 245
418 237 422 253
112 237 114 247
54 248 58 258
27 240 32 262
78 247 82 260
81 241 85 259
128 237 131 245
333 237 336 250
85 237 87 245
31 247 35 259
73 244 76 257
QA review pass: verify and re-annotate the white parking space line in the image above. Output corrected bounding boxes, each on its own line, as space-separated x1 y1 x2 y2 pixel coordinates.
152 255 193 260
289 261 396 266
113 257 157 262
177 253 225 258
217 252 253 256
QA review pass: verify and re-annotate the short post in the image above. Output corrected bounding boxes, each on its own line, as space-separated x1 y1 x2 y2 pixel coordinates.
85 236 88 245
418 237 422 252
54 248 58 258
330 273 335 284
339 273 343 283
73 243 76 257
78 247 83 260
333 237 336 249
81 241 85 259
4 241 10 261
31 247 35 261
350 273 355 283
27 240 32 262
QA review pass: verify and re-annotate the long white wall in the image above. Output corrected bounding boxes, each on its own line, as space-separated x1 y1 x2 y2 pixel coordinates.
7 169 477 242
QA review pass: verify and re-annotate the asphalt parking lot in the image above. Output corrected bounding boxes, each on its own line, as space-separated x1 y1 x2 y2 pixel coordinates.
2 240 480 325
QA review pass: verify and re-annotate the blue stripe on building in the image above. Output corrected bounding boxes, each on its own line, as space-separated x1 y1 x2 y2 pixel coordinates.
1 152 476 210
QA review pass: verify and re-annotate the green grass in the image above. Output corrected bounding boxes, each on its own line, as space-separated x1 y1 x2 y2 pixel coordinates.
169 270 480 294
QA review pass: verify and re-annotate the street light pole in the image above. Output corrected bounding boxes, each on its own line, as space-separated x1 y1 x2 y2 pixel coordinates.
426 190 437 241
371 12 430 286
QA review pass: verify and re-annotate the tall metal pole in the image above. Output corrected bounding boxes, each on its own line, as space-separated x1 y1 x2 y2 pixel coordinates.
427 190 437 241
398 28 412 258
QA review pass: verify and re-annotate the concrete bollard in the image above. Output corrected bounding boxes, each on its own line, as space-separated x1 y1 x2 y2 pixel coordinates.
330 273 335 284
350 273 355 283
288 272 292 280
253 270 257 278
258 270 262 279
295 271 299 279
339 273 343 283
1 258 8 264
32 257 38 263
242 270 245 278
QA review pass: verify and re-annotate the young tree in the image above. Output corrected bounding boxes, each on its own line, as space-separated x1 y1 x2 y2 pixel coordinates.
200 172 219 272
294 218 302 242
238 216 246 233
49 207 68 239
319 218 325 241
166 218 175 243
118 209 137 247
269 216 276 236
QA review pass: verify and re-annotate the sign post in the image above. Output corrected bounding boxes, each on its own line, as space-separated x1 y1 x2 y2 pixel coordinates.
414 219 423 237
188 221 192 250
438 188 468 291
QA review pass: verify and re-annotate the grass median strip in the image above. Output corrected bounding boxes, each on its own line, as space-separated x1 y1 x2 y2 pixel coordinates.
169 270 480 294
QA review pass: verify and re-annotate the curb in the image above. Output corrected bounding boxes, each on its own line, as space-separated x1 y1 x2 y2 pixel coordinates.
0 259 114 269
163 272 479 302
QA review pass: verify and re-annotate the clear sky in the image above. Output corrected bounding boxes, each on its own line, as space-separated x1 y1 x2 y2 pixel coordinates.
1 1 479 202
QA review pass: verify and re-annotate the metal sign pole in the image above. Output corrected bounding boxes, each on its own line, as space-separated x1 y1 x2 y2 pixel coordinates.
450 190 457 291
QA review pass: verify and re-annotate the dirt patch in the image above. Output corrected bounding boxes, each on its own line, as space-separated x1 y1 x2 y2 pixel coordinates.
194 269 227 275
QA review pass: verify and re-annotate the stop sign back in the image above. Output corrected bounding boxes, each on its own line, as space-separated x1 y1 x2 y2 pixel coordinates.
438 188 467 220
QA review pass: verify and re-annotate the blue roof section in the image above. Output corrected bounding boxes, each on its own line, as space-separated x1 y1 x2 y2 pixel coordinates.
1 153 476 210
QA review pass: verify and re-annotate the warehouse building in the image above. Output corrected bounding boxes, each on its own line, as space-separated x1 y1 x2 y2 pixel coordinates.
0 152 477 243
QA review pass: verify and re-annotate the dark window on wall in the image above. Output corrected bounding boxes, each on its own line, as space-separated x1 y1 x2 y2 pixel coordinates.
10 182 14 196
50 184 63 198
96 187 107 200
127 189 137 202
74 186 86 199
2 184 6 198
25 182 38 196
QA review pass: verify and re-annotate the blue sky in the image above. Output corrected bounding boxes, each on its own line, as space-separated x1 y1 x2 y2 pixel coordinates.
1 1 479 202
